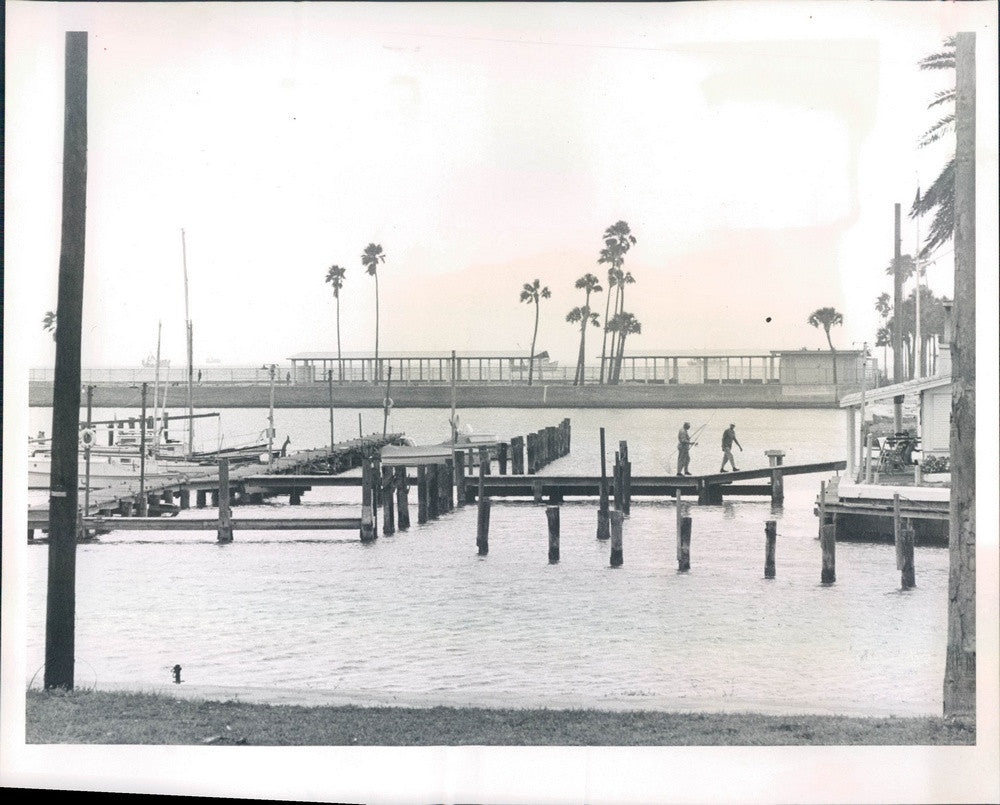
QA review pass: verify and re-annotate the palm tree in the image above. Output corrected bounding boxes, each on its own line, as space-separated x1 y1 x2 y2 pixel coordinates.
807 307 844 390
42 310 57 340
324 265 347 381
597 221 637 383
361 244 386 383
570 273 602 384
874 292 891 375
597 254 620 384
910 36 956 259
606 312 641 383
519 279 551 386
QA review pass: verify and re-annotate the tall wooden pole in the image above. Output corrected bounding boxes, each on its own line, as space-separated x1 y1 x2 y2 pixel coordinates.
83 385 93 519
267 363 276 465
45 31 88 690
181 229 194 457
139 382 148 515
892 203 904 382
944 30 976 719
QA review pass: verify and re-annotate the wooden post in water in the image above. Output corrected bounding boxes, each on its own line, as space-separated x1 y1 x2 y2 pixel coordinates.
360 456 376 542
395 467 410 530
597 427 610 540
612 451 622 511
476 499 491 555
764 520 777 579
894 493 915 589
678 516 691 572
455 451 466 505
820 522 836 584
417 466 428 524
382 465 395 535
533 479 543 504
427 464 439 519
442 458 454 512
498 442 509 475
610 510 624 567
765 450 785 506
511 436 524 475
547 506 560 563
196 490 206 508
526 432 535 474
289 489 301 505
217 458 233 543
179 489 190 509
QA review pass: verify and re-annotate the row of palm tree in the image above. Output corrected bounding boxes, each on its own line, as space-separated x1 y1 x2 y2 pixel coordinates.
324 242 386 383
520 221 642 386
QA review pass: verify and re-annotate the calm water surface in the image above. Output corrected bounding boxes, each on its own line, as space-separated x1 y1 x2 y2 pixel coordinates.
24 406 948 716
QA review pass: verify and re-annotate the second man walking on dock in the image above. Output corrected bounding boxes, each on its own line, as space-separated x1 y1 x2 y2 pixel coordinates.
720 424 742 472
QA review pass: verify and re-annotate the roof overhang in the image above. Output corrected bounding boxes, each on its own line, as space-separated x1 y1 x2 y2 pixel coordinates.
839 374 952 408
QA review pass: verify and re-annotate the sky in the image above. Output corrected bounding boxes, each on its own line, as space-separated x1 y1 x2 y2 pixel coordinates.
5 1 998 373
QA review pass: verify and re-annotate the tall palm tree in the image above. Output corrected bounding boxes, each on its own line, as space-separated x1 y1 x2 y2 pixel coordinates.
597 253 620 384
910 36 956 259
324 264 347 381
42 310 57 340
606 312 642 383
874 292 892 376
361 244 385 383
597 221 637 383
519 279 551 386
807 307 844 390
571 273 602 384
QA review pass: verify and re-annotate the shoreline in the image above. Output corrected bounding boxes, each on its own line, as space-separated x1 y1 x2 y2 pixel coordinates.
28 381 844 409
24 688 973 746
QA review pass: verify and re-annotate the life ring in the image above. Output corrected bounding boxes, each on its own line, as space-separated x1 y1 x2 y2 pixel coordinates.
383 398 394 410
79 428 96 448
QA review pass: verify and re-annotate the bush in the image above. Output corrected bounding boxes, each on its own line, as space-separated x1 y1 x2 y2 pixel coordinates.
922 454 950 473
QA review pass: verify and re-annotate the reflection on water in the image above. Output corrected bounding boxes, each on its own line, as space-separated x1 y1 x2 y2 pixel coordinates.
24 407 948 716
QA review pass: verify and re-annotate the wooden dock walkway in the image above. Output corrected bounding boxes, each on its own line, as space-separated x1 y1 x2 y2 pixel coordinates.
469 460 847 504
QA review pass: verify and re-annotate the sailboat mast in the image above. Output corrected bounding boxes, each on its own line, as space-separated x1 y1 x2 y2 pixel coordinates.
182 228 194 457
153 319 162 457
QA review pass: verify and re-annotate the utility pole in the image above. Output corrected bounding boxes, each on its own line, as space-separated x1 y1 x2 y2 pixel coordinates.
944 30 976 719
892 204 904 382
45 31 88 690
182 229 194 457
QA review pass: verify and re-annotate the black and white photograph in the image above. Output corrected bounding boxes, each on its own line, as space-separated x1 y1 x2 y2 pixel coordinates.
2 1 998 803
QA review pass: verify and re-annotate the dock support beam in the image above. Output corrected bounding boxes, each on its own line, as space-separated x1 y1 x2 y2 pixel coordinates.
547 506 560 563
395 467 410 530
217 459 233 543
610 510 624 567
765 450 785 506
417 466 428 524
764 520 777 579
678 516 691 572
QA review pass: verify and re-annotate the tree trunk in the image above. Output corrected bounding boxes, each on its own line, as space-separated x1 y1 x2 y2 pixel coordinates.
374 273 380 384
825 331 838 389
944 30 975 719
893 204 904 382
528 300 539 386
575 320 586 386
336 295 342 382
599 289 612 384
608 284 621 376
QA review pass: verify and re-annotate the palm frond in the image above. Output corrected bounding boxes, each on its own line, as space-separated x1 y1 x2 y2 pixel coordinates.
928 89 955 110
918 114 955 147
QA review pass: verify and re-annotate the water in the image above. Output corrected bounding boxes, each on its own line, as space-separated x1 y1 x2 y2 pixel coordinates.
23 406 949 716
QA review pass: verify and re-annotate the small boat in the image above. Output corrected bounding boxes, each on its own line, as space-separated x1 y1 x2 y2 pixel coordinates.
28 452 212 491
142 354 171 369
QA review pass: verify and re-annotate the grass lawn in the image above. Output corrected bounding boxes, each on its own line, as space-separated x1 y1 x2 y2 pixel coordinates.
25 689 975 746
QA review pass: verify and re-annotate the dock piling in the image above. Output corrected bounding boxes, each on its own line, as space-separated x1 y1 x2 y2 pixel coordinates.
894 493 915 589
597 427 610 540
417 466 428 524
511 436 525 475
217 459 233 543
382 466 395 535
498 442 509 475
678 516 691 572
427 464 439 520
766 450 786 506
547 506 560 563
764 520 777 578
395 467 410 530
477 499 491 556
360 456 376 542
820 523 836 583
610 510 624 567
455 451 467 505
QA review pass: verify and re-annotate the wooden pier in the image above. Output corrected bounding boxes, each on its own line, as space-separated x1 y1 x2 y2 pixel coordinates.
465 460 846 506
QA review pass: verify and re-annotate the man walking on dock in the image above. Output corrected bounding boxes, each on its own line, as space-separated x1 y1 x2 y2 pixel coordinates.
720 423 742 472
677 422 694 475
